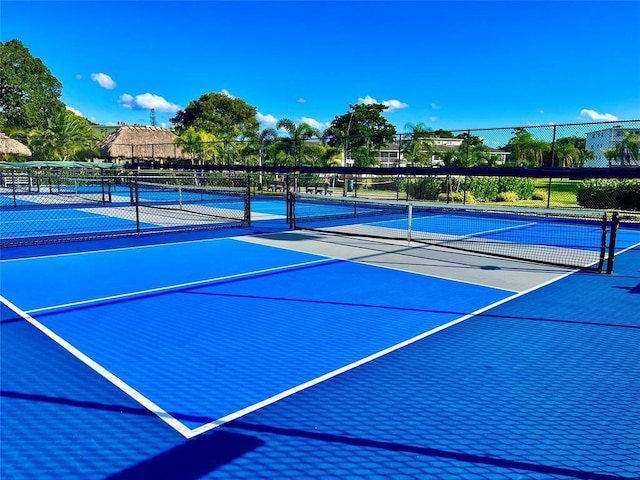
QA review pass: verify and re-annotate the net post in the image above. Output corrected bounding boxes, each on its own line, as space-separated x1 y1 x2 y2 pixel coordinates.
407 203 413 244
606 211 619 274
10 169 17 207
245 179 251 227
134 174 140 235
289 191 295 229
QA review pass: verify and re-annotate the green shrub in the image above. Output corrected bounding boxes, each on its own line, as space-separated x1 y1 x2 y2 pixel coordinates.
438 191 475 203
576 179 620 209
495 191 519 202
617 180 640 210
466 176 499 201
467 176 535 201
497 177 536 199
532 189 548 201
407 177 444 200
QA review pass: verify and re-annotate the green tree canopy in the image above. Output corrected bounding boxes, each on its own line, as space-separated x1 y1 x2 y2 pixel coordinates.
0 39 65 131
276 118 320 167
170 92 260 141
29 110 97 161
324 103 397 153
402 122 434 166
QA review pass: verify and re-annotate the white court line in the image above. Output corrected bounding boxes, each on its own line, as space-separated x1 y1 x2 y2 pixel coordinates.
187 268 576 438
0 235 234 263
235 233 521 293
368 215 535 239
25 257 334 314
0 295 193 438
0 216 106 226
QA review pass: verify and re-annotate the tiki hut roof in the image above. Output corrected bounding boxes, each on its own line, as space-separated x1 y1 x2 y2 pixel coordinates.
97 126 193 160
0 133 32 159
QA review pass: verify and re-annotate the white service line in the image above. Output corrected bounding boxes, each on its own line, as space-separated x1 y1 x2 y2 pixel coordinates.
187 267 576 438
25 257 334 314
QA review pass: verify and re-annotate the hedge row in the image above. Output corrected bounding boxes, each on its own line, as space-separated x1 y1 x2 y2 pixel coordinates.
407 176 536 202
576 179 640 210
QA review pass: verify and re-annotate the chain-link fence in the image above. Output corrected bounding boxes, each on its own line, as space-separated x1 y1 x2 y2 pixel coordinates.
2 120 639 253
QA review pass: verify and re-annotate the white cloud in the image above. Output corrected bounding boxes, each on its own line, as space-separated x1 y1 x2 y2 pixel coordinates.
297 98 307 104
357 96 408 112
300 117 329 130
221 89 235 99
75 74 82 80
383 99 408 112
358 95 377 105
429 116 438 122
580 109 618 122
118 93 181 113
65 106 83 117
431 103 439 110
257 112 278 127
90 73 116 90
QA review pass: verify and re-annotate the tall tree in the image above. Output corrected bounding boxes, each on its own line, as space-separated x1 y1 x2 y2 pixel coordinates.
0 39 65 131
257 127 278 188
275 118 320 167
616 132 640 166
170 92 260 141
29 110 97 161
174 127 220 164
555 142 580 167
324 104 396 166
402 122 434 166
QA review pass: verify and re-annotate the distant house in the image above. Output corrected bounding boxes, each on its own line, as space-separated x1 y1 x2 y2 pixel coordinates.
359 137 508 167
585 126 640 167
97 126 194 165
345 138 466 168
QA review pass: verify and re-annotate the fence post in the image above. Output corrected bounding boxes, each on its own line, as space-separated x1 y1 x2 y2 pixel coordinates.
546 124 557 209
134 173 140 235
463 129 471 205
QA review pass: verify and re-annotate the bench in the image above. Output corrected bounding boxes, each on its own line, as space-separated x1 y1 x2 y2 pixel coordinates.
306 184 332 195
267 181 285 192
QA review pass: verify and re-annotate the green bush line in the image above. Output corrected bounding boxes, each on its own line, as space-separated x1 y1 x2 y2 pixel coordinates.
576 179 640 210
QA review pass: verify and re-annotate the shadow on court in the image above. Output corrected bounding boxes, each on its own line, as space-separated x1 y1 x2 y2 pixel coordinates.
106 431 264 480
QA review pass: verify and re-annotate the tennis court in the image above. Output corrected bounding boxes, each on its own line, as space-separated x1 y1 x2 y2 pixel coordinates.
1 188 639 479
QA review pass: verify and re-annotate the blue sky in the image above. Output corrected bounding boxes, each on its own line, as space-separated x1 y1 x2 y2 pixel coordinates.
2 1 639 133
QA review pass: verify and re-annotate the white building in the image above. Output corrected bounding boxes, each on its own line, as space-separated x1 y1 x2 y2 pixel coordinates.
585 126 640 167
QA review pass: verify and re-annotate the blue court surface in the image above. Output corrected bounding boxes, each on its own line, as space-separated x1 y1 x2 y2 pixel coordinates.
1 206 640 479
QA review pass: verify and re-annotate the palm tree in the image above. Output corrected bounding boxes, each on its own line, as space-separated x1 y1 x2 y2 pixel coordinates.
402 122 433 166
174 127 219 164
555 143 580 167
276 118 320 168
258 128 277 189
29 110 97 161
616 132 640 166
602 148 619 168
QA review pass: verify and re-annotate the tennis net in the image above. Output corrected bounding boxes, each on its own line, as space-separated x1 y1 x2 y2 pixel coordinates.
292 193 612 271
49 176 113 204
132 179 250 225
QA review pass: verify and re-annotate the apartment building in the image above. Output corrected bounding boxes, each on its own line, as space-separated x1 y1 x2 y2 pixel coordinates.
585 126 640 167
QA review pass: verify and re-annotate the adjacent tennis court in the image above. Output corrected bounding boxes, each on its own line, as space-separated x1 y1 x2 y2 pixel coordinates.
1 187 639 479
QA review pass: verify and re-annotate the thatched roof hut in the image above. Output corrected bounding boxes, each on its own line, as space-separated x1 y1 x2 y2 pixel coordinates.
0 133 32 160
97 126 194 162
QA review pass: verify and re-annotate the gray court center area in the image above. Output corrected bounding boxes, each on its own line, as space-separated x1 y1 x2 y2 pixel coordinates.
237 231 573 293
